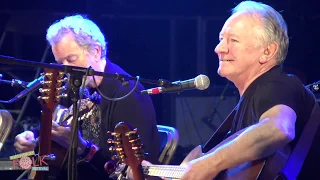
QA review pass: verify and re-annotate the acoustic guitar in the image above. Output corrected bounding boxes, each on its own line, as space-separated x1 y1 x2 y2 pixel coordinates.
30 88 99 178
107 122 291 180
28 68 66 180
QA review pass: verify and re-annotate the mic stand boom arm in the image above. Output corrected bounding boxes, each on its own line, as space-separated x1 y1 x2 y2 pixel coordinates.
0 55 171 87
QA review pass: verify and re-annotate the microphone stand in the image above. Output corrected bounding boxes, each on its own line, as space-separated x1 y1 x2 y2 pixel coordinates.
67 72 83 180
0 55 173 180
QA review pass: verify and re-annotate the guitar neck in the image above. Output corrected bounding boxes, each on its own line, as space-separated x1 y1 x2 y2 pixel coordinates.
142 164 186 179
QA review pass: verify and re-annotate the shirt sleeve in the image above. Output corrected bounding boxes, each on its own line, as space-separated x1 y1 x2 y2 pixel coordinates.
254 81 303 120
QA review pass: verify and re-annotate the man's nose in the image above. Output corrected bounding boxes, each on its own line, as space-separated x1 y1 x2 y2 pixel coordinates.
215 40 228 54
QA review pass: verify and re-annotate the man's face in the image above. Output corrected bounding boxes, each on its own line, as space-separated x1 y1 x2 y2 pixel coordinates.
214 12 265 81
52 32 97 87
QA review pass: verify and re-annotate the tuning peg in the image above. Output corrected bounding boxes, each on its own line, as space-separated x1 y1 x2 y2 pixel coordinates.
107 138 114 144
109 146 116 152
133 147 143 155
55 96 62 102
135 154 146 161
43 81 52 87
57 78 68 87
119 154 126 161
37 96 49 103
117 149 125 156
114 135 121 142
135 144 145 152
56 86 67 94
44 72 53 80
131 144 143 150
129 137 141 146
39 88 51 95
58 72 65 78
125 130 138 140
55 94 67 102
107 131 113 137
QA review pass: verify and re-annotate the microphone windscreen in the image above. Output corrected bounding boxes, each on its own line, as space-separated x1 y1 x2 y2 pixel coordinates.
195 74 210 90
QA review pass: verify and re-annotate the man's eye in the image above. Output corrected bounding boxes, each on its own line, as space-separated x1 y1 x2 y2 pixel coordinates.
67 58 77 62
231 39 238 42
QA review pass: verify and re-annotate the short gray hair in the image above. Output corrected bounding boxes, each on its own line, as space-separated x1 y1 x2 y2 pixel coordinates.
232 1 289 64
46 15 107 59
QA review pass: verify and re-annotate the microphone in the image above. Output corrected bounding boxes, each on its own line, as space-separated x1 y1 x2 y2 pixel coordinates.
0 78 29 87
306 81 320 92
7 76 44 103
141 74 210 95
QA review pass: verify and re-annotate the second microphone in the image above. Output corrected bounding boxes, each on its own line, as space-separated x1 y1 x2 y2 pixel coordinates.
141 74 210 95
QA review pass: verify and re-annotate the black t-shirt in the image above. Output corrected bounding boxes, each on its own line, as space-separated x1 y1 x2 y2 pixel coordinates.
97 59 161 163
55 59 161 180
231 65 316 147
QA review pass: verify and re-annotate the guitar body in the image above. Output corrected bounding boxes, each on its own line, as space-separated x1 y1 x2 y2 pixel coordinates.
109 123 291 180
31 96 97 177
171 129 291 180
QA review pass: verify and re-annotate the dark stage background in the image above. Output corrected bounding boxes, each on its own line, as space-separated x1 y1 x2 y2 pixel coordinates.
0 0 319 179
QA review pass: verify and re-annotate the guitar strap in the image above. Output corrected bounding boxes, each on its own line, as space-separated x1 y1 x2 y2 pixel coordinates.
202 105 237 153
280 100 320 180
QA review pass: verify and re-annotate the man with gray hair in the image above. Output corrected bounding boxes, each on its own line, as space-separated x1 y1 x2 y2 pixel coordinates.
14 15 160 180
180 1 317 179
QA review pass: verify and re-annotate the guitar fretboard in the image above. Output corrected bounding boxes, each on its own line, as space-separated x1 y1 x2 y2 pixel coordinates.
142 165 186 179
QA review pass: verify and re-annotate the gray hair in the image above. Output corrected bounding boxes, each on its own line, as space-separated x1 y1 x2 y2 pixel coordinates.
232 1 289 64
46 15 107 59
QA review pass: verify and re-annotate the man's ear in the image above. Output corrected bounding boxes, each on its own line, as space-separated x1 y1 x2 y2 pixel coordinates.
93 45 102 61
259 41 278 64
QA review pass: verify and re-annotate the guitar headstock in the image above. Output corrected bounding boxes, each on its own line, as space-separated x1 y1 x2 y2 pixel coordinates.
38 68 67 109
107 122 147 180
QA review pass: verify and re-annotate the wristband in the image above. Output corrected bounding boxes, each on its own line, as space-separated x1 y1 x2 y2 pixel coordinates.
83 144 99 162
79 140 92 159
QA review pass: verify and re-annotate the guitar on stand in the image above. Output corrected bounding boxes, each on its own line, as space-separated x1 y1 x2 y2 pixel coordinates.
28 68 66 180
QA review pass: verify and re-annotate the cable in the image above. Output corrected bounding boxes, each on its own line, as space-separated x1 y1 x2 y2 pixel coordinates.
92 74 140 101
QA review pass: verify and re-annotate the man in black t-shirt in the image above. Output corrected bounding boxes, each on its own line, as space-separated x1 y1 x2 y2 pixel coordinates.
180 1 317 180
13 15 160 180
